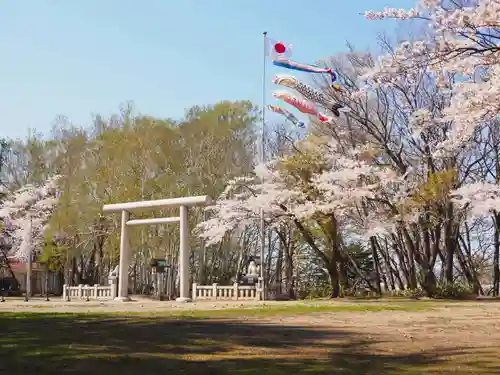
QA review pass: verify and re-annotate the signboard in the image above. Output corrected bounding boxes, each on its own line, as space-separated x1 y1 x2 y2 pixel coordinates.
156 259 168 267
150 258 169 273
150 259 169 267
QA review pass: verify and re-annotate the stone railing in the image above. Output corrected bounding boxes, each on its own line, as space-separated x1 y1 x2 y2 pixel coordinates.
192 282 262 301
62 283 117 301
62 274 118 301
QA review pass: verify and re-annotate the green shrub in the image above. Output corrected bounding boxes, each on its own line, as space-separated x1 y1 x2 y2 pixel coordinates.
388 288 426 298
298 282 332 299
296 272 334 299
434 281 474 298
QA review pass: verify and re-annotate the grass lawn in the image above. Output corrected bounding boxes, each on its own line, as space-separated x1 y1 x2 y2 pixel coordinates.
1 301 499 374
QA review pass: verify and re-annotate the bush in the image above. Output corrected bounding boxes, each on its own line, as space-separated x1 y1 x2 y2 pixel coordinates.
297 282 332 299
388 288 426 298
434 281 474 299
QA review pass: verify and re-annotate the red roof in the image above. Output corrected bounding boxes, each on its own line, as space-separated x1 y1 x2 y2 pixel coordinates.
7 262 44 271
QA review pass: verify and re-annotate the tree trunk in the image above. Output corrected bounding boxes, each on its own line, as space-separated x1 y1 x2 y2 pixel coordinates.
199 241 208 285
402 230 418 289
266 231 273 294
379 240 395 290
494 213 500 296
284 252 295 299
455 243 482 294
370 237 382 294
392 239 409 289
57 269 64 295
444 203 455 284
275 239 283 294
327 261 341 298
276 228 296 299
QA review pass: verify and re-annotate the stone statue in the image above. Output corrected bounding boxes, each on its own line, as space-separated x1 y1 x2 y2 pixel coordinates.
246 260 258 277
240 258 259 286
109 265 119 278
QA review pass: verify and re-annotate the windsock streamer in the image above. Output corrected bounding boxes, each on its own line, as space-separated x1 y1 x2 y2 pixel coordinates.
272 90 333 124
272 74 350 117
267 105 305 128
272 58 340 88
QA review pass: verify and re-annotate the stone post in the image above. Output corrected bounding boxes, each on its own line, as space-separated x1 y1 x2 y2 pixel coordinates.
108 270 118 299
192 283 197 301
212 283 218 300
176 205 191 302
116 210 131 301
233 283 239 300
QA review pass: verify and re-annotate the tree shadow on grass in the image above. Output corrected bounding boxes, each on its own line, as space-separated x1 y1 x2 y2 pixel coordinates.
0 313 493 375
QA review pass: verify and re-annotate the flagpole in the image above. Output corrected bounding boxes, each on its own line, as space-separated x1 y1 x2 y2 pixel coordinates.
260 31 267 300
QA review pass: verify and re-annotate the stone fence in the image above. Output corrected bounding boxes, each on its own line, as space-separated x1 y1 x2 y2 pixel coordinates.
192 283 262 301
62 274 118 301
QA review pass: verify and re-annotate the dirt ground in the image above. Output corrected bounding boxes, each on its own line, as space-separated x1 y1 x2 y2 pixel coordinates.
264 303 500 373
1 298 499 374
0 295 339 312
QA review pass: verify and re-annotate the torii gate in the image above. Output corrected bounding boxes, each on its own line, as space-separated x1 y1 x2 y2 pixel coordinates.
102 195 212 302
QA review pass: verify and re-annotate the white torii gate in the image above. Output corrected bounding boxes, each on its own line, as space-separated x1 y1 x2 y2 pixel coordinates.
102 195 212 302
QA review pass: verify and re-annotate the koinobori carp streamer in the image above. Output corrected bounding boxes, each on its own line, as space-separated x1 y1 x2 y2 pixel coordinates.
272 90 333 124
272 74 350 117
272 58 341 89
267 104 305 128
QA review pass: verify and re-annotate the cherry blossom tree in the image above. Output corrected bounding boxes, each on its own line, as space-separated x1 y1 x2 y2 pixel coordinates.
355 0 499 292
0 176 60 262
197 134 410 296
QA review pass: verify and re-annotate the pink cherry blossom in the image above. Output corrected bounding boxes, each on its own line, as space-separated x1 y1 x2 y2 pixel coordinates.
0 176 61 262
364 0 500 155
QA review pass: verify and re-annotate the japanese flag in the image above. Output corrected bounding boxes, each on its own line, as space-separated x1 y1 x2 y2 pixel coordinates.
265 37 292 59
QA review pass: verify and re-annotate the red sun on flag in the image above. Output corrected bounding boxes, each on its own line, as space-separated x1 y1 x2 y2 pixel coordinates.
274 42 286 54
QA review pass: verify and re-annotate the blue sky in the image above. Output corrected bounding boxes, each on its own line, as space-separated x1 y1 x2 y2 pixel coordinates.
0 0 414 140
